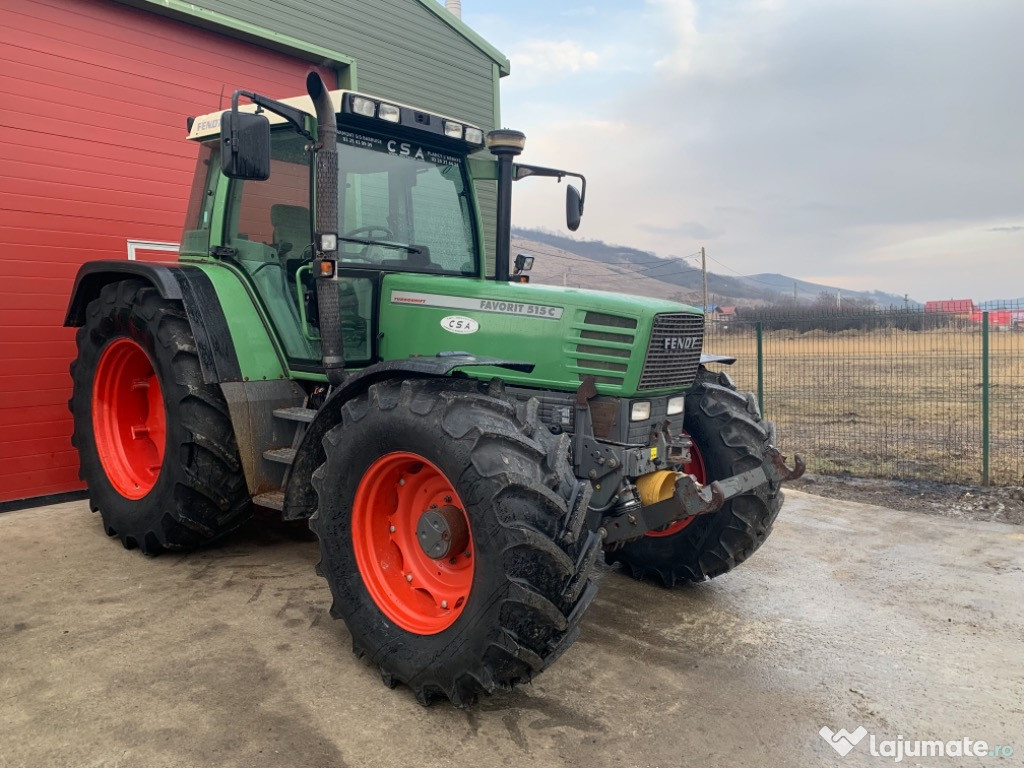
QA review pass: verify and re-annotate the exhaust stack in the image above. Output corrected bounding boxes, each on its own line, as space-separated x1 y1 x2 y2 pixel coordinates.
306 72 345 387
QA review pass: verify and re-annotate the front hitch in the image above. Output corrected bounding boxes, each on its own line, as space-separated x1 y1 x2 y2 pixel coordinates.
769 447 806 482
599 447 805 547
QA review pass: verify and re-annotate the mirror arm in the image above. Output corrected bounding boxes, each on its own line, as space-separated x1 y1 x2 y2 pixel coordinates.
513 163 587 207
228 89 315 142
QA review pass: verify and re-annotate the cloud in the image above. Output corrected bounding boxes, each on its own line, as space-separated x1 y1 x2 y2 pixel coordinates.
648 0 698 74
492 0 1024 299
640 221 722 240
508 40 601 81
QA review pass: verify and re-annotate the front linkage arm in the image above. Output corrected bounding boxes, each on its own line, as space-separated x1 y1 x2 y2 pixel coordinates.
599 448 805 546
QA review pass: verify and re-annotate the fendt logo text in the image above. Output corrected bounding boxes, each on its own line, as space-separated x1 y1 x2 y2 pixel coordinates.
663 336 699 351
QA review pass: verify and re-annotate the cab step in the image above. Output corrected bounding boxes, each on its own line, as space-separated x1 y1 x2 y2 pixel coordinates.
253 490 285 511
273 407 317 423
263 447 297 465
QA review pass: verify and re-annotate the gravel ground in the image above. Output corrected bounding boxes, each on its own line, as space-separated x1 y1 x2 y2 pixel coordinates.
791 473 1024 526
2 491 1022 768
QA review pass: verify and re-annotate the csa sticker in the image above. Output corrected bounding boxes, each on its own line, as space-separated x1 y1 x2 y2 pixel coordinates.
440 315 479 335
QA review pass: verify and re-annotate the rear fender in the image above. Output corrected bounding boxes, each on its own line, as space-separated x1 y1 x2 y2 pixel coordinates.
65 260 285 384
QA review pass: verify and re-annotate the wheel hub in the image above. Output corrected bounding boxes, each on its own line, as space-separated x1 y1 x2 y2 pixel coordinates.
416 505 470 559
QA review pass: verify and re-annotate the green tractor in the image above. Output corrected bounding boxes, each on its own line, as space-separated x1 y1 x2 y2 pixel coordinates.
66 74 803 705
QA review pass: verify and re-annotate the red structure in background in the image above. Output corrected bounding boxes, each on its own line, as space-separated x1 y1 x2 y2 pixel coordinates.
925 299 976 315
0 0 335 503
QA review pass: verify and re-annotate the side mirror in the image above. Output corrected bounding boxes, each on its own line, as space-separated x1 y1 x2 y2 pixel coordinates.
220 111 270 180
566 184 584 231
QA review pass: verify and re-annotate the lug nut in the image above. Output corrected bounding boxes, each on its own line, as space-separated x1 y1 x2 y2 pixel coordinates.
406 573 413 582
389 525 396 533
398 478 405 486
441 600 448 609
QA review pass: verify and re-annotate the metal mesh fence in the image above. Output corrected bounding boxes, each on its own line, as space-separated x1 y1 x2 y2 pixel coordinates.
704 305 1024 486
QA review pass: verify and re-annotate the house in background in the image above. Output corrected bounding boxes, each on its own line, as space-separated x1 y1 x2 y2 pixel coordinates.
924 299 976 315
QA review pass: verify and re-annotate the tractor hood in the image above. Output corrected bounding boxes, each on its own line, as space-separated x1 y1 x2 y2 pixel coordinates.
379 272 705 397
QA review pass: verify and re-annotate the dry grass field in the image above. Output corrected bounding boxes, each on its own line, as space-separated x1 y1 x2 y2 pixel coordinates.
704 325 1024 486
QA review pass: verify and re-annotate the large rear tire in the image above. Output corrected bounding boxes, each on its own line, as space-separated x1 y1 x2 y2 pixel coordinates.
605 367 783 585
310 378 600 706
70 280 251 553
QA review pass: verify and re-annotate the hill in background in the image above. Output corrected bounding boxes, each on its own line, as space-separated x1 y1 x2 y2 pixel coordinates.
512 228 914 308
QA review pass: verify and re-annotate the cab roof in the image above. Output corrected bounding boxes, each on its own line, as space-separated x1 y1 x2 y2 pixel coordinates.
187 89 484 142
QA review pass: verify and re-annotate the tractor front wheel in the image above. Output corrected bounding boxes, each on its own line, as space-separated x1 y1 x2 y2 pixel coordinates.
605 367 783 585
310 378 600 706
70 280 251 553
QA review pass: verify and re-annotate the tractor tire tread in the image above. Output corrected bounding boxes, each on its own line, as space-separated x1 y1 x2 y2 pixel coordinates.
69 279 251 554
309 377 597 706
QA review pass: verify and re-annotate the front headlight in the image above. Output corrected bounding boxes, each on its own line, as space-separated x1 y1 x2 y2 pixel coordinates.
667 396 685 415
630 401 651 421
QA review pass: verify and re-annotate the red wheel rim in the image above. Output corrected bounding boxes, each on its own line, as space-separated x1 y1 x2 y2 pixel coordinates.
91 338 166 499
646 441 707 538
352 452 474 634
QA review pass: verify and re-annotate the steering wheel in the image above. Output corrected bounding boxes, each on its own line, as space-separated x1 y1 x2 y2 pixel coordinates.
341 225 394 263
343 225 394 240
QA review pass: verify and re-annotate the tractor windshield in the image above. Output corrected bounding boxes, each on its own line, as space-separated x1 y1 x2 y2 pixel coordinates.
224 128 479 276
335 130 478 275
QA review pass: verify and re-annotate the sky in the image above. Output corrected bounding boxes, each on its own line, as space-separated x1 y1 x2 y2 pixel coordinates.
461 0 1023 302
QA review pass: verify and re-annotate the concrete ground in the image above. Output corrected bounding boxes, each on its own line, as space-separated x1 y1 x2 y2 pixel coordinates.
1 491 1022 768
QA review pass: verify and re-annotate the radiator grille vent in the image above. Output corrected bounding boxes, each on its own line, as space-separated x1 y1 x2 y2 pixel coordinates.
638 313 704 390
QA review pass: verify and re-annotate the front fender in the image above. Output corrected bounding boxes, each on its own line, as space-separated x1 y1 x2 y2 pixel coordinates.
282 355 534 520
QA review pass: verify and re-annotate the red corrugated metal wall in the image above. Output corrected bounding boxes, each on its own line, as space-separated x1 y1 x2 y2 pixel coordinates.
0 0 336 503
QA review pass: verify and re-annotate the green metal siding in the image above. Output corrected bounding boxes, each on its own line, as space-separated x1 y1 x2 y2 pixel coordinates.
134 0 502 266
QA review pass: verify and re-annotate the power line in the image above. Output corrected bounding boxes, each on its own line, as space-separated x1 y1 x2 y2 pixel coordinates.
702 252 787 290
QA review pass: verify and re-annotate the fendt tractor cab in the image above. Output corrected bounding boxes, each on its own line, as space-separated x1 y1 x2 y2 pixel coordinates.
66 73 803 705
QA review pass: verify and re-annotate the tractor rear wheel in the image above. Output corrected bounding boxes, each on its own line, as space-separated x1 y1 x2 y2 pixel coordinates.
605 367 783 585
70 280 251 553
310 378 600 706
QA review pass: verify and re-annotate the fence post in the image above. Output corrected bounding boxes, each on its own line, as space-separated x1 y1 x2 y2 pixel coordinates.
755 320 764 415
982 311 990 486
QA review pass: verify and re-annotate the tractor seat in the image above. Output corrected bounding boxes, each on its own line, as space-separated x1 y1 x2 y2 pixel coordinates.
271 204 311 261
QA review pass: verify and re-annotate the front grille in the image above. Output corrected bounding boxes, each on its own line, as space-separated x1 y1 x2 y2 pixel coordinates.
639 313 704 390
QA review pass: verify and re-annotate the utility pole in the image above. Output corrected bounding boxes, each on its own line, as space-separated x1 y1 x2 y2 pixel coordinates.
903 293 910 310
701 246 709 315
837 289 841 309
